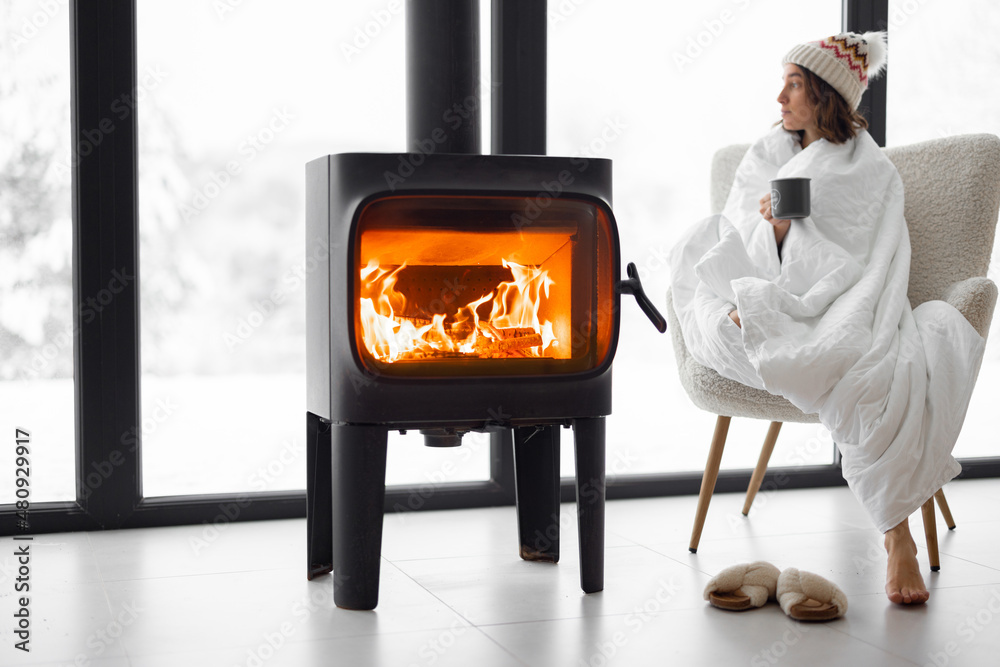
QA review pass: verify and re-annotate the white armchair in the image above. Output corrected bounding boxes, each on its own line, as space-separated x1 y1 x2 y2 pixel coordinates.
666 134 1000 566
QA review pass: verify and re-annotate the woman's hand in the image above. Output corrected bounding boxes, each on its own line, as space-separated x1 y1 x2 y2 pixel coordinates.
729 309 741 329
760 192 791 245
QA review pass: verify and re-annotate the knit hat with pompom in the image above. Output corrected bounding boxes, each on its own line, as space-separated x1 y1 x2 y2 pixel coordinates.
782 31 887 110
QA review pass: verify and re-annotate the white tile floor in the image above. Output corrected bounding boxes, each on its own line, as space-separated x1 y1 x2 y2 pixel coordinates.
3 478 1000 666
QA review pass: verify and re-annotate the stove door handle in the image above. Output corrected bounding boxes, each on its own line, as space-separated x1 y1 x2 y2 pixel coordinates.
618 262 667 333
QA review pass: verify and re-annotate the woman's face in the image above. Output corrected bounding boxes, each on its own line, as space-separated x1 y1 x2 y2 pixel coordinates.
777 64 816 133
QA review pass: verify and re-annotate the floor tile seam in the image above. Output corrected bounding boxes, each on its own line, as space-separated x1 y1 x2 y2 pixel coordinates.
384 552 522 564
631 541 712 577
468 624 532 666
842 585 999 603
932 553 1000 573
927 579 1000 593
382 559 485 631
385 543 647 565
260 622 510 646
470 601 772 630
472 607 669 631
603 529 641 546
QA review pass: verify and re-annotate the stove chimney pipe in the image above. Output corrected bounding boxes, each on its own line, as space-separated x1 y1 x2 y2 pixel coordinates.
406 0 481 154
491 0 546 155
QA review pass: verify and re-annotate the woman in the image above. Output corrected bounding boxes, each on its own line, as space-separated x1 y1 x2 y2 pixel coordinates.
669 32 987 606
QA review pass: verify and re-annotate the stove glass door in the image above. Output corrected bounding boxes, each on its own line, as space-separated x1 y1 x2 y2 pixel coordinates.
354 194 615 377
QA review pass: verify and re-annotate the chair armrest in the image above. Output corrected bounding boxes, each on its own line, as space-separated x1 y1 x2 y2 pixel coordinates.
941 277 998 339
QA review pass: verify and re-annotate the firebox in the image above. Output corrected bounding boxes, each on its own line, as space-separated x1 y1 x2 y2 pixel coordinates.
356 193 615 378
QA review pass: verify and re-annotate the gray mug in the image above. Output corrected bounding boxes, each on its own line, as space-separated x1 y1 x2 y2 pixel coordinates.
770 177 811 219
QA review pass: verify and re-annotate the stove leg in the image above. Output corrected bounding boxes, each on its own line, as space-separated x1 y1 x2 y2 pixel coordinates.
331 423 389 610
573 417 606 594
513 425 561 562
306 412 333 580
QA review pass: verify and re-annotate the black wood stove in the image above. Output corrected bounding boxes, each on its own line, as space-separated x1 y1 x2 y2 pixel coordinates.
305 0 664 610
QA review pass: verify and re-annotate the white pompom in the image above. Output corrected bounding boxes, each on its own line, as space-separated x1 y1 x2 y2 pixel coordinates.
862 31 888 79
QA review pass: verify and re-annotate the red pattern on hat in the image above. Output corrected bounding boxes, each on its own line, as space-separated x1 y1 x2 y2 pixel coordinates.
817 37 869 87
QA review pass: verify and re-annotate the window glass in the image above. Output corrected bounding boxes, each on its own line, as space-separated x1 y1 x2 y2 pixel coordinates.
886 0 1000 459
0 2 74 504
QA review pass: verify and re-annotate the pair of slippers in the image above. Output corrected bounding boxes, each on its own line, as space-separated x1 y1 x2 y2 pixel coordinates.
704 561 847 621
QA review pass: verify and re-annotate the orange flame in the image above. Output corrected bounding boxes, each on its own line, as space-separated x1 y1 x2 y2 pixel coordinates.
360 259 558 362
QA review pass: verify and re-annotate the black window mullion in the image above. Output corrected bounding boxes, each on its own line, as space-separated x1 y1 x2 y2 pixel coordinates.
844 0 889 146
73 0 141 528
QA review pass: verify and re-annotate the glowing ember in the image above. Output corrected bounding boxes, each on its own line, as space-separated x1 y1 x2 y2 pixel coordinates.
359 259 559 362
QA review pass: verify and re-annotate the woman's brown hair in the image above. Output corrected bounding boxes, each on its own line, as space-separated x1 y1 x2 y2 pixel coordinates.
780 66 869 144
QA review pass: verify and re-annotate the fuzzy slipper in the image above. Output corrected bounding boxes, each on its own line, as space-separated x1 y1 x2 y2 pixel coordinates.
703 561 781 611
776 568 848 621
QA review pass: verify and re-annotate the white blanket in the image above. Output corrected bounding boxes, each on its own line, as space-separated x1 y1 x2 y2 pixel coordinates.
670 126 987 532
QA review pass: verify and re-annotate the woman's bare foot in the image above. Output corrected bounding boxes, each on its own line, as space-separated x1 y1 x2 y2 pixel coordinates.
884 518 930 605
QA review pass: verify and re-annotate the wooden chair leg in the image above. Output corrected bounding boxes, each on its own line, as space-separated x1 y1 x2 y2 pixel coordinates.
689 415 731 554
935 488 956 530
743 421 782 516
921 497 940 572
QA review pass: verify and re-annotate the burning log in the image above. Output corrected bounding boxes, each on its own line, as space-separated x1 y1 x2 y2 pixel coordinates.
475 323 542 357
